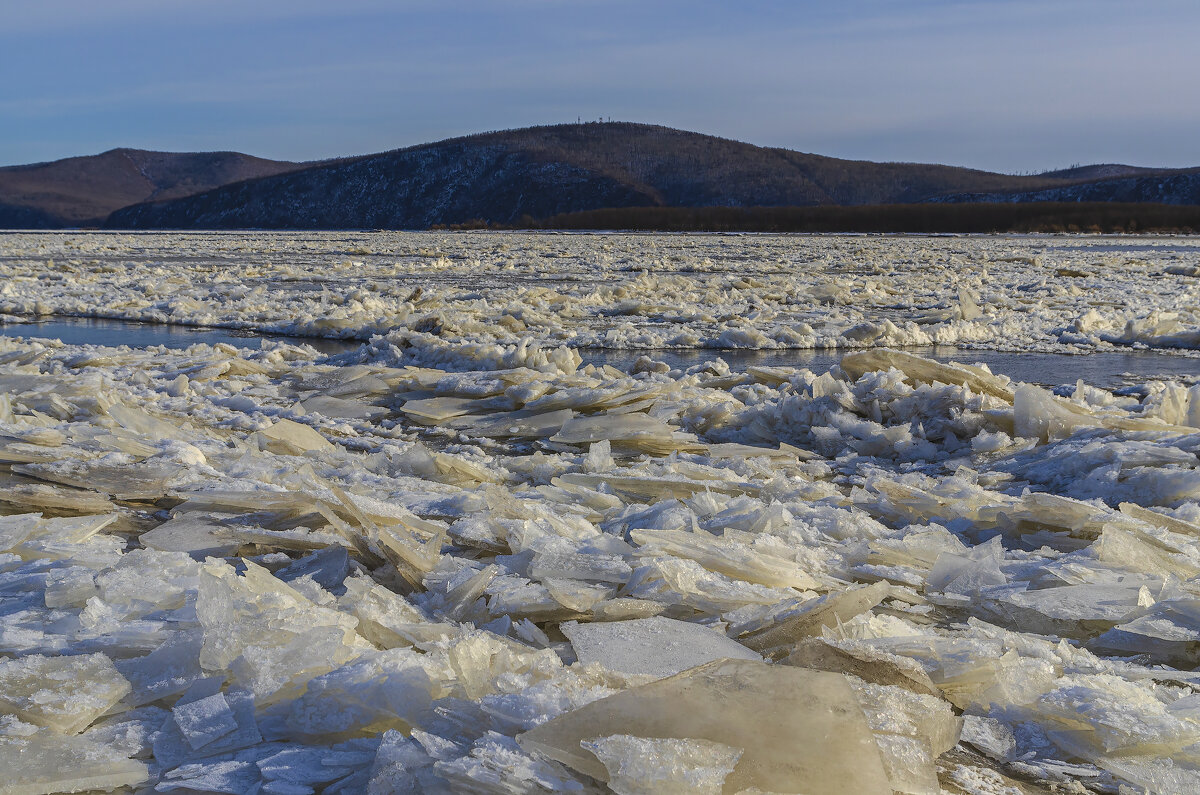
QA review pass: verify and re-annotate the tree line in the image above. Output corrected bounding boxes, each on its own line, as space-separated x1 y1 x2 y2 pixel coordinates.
489 202 1200 234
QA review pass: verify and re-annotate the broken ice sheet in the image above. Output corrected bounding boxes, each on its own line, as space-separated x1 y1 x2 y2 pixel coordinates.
193 559 365 704
173 691 240 750
0 512 37 551
551 412 703 455
782 637 941 698
251 417 335 455
841 348 1015 402
0 481 116 514
276 545 352 592
0 723 148 795
582 734 742 795
518 659 893 794
1036 674 1200 756
115 631 209 707
631 527 820 591
0 652 131 734
300 394 387 420
154 758 262 794
139 514 243 558
283 648 435 741
14 458 184 501
849 678 960 795
561 616 760 679
152 685 262 769
740 581 890 657
256 743 378 791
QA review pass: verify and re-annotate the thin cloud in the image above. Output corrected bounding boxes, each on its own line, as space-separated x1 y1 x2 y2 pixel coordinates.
2 1 1197 170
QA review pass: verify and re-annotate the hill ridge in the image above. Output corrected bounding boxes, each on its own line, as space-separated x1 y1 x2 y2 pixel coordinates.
0 149 306 227
3 123 1198 229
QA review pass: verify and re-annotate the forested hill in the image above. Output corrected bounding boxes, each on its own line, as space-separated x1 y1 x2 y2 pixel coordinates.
5 124 1197 230
103 123 1196 230
0 148 305 227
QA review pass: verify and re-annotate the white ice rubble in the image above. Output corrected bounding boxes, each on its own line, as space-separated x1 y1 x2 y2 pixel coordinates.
3 233 1200 793
5 231 1200 357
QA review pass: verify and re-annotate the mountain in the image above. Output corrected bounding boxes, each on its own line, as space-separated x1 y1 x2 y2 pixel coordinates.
107 124 1200 230
0 148 305 227
6 124 1197 230
1037 164 1170 181
109 123 1121 229
930 169 1200 205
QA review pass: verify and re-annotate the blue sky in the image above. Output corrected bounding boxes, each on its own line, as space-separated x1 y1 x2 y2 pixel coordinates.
2 1 1197 172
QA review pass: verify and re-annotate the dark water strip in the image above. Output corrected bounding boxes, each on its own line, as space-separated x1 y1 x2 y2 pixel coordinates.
3 316 1199 388
0 317 359 356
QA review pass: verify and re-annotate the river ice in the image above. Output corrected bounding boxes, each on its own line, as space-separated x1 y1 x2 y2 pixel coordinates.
3 231 1200 793
4 231 1200 356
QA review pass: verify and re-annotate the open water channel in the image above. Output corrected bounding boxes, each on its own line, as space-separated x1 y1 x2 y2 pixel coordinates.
3 315 1200 390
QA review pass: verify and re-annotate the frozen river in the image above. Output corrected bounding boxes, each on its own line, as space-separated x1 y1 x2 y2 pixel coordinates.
5 231 1200 793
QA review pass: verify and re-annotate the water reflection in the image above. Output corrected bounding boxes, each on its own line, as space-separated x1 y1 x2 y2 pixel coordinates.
0 317 358 356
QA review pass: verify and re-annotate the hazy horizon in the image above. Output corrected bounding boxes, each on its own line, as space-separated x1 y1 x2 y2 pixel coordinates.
3 0 1198 173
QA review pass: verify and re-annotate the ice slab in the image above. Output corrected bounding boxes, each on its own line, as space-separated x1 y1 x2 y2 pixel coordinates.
115 631 208 707
551 413 703 455
631 527 817 590
0 482 115 514
518 658 892 794
108 402 195 440
301 394 387 420
782 637 941 697
401 396 489 422
173 691 239 750
154 758 262 793
13 460 183 501
0 727 148 795
252 418 335 455
277 545 352 592
152 686 262 768
139 515 242 558
0 652 132 734
741 581 890 657
582 734 742 795
561 617 760 678
0 513 37 551
841 349 1015 402
851 679 960 794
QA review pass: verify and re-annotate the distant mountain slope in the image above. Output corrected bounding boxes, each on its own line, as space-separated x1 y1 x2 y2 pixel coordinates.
0 201 59 230
111 137 660 230
111 123 1176 230
932 170 1200 205
1037 164 1170 181
6 123 1195 230
0 148 305 227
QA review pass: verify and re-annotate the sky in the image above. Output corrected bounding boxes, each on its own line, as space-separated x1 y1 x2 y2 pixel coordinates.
2 0 1197 173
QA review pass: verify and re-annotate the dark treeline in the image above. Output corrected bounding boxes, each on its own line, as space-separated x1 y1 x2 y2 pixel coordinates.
499 203 1200 234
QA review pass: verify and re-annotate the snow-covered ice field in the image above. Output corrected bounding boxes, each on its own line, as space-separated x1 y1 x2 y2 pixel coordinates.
5 232 1200 793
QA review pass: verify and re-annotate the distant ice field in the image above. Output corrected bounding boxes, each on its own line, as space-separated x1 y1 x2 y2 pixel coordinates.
4 230 1200 356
